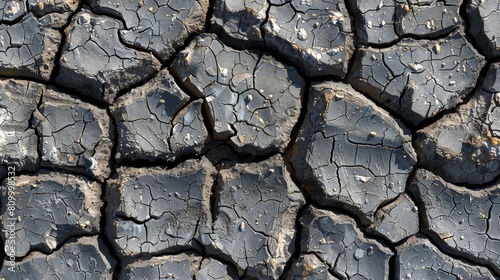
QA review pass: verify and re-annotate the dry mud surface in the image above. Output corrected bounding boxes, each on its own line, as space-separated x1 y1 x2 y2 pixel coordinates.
0 0 499 279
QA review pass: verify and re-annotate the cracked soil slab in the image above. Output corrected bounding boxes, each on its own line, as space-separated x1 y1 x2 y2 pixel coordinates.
1 171 102 258
172 33 304 155
106 157 215 259
289 81 417 224
204 154 304 279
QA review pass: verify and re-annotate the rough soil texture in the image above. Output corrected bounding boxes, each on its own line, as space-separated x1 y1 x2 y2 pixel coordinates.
0 0 499 279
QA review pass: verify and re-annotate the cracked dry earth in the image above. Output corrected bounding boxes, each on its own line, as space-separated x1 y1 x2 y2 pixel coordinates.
0 0 500 279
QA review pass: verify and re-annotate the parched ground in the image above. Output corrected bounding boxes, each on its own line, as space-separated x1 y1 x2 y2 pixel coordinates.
0 0 499 279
